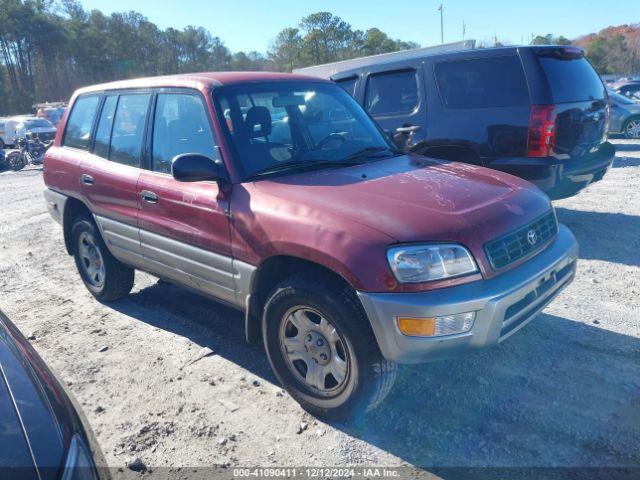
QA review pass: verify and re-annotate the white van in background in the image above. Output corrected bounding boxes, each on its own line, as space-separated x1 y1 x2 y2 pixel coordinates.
0 117 22 148
0 116 57 147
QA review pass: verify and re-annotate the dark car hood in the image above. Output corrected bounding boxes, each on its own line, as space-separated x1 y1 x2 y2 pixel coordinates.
0 367 37 479
0 312 107 480
254 154 552 277
0 315 68 480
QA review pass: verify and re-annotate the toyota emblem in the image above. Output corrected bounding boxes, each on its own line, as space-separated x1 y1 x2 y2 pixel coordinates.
527 229 538 246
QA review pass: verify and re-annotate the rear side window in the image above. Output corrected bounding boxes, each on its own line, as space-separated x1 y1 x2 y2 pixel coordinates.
63 95 100 149
109 94 150 167
365 69 419 115
537 56 605 103
335 76 358 97
93 95 118 159
435 55 529 109
152 93 216 174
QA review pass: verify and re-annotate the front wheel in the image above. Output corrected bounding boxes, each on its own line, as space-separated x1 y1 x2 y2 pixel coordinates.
71 216 134 301
6 152 26 171
624 117 640 139
263 274 396 421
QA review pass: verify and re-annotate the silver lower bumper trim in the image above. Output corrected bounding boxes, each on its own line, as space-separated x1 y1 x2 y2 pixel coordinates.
357 224 578 364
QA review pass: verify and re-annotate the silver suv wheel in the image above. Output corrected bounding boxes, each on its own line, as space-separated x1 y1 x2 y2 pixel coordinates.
78 231 106 288
279 306 349 396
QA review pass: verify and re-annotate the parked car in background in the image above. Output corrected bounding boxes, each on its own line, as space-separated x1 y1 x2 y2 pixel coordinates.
15 117 57 143
36 103 67 127
611 81 640 99
0 117 23 148
44 72 577 419
0 116 57 148
608 90 640 138
296 45 615 200
0 310 109 479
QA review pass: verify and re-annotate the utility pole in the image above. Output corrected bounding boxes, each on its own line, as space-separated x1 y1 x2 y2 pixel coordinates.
438 4 443 44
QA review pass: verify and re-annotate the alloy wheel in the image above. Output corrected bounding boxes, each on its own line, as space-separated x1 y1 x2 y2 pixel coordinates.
625 119 640 139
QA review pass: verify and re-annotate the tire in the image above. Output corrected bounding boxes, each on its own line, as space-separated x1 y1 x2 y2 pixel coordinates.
71 215 134 301
6 152 26 171
262 273 397 421
623 117 640 139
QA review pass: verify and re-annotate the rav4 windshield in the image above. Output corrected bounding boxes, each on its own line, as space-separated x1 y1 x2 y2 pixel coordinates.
213 82 392 178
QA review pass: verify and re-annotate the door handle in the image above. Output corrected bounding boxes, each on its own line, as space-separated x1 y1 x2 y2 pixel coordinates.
396 125 421 134
81 174 94 185
140 190 158 204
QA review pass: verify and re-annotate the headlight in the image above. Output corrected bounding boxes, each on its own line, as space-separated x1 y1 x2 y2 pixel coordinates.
387 244 478 283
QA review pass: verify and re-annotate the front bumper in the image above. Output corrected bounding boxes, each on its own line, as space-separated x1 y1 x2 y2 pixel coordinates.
357 224 578 364
489 141 615 200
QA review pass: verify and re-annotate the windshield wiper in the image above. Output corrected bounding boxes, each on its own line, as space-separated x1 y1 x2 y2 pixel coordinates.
341 146 401 162
246 159 366 179
245 146 402 180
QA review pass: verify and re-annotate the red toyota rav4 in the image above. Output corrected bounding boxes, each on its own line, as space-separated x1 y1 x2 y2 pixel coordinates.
44 73 578 419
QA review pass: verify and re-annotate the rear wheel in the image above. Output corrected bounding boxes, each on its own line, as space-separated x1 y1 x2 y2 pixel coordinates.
624 117 640 139
6 151 26 171
263 273 396 420
71 216 134 301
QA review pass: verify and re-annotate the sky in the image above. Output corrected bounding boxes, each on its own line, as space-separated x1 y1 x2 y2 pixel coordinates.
78 0 638 53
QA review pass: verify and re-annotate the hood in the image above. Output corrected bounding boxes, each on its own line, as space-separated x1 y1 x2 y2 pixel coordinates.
0 311 107 480
254 154 552 277
0 314 68 479
0 370 37 478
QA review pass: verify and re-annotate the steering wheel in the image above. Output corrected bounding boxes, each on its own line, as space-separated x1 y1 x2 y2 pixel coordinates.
315 132 346 150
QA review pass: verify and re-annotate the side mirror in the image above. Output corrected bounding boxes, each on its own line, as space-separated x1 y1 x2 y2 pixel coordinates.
171 153 228 183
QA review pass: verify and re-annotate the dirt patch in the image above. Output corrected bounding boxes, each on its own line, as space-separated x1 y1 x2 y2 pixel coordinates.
0 142 638 473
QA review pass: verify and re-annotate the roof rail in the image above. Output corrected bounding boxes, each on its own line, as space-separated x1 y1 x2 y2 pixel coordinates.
293 40 476 79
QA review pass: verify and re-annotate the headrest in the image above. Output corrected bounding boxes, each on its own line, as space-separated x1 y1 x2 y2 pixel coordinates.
245 106 271 138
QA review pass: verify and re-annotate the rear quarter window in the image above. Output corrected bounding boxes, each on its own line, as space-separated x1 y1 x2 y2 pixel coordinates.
365 69 419 115
63 95 100 150
537 55 606 103
435 55 530 109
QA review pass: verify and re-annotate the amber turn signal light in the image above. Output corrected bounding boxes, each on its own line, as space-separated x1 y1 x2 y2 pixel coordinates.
397 317 437 336
396 312 476 337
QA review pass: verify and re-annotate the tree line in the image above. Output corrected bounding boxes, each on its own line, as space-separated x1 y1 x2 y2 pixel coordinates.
531 27 640 76
1 0 639 116
0 1 418 115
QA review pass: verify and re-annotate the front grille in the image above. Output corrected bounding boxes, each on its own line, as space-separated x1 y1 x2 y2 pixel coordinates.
500 259 576 338
484 211 558 270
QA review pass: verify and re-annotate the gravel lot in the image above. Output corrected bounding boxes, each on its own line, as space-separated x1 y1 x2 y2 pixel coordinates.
0 139 638 477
